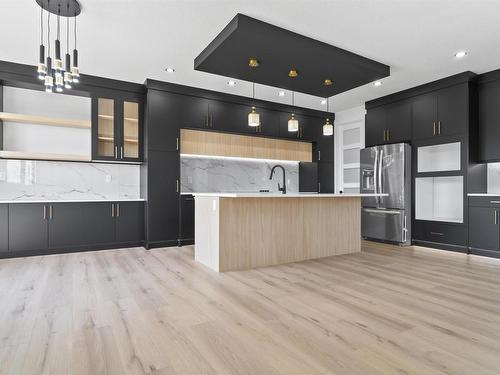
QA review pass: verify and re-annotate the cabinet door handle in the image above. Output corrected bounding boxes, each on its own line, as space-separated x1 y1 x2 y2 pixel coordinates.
318 150 321 161
114 146 118 158
176 179 179 193
318 182 321 193
116 203 120 218
430 231 444 236
120 146 124 159
432 122 436 136
49 205 53 220
43 205 47 220
205 114 208 128
490 201 500 204
437 121 441 135
111 203 115 217
176 137 179 151
383 130 385 141
210 114 213 128
387 130 390 141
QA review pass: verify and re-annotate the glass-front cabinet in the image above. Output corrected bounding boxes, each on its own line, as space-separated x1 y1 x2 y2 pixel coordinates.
92 96 142 162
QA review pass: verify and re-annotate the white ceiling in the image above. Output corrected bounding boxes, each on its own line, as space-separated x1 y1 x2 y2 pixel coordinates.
2 0 500 112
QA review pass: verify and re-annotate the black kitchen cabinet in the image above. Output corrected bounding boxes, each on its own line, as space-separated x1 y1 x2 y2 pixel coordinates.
146 150 179 246
478 76 500 162
299 162 318 192
318 162 334 193
180 95 210 129
413 221 467 249
469 206 499 252
0 205 8 252
250 107 280 137
179 194 195 244
147 90 181 152
83 202 116 245
48 203 87 248
365 100 411 147
412 84 467 140
279 113 316 141
92 95 143 162
9 204 48 252
115 201 145 243
208 100 252 134
313 123 334 163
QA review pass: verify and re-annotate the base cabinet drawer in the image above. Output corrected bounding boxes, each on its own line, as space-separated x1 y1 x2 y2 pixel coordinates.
413 221 467 246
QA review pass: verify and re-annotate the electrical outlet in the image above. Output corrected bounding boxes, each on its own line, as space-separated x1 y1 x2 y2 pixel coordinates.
105 175 112 183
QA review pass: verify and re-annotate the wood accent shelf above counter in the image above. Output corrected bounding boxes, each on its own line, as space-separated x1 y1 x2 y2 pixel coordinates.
180 129 312 162
0 112 91 129
0 150 91 162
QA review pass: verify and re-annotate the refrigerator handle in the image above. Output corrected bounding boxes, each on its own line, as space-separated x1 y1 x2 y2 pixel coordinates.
373 148 379 205
378 149 383 204
402 215 408 243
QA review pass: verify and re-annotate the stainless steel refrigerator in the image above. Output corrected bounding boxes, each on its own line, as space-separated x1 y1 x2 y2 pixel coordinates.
360 143 411 245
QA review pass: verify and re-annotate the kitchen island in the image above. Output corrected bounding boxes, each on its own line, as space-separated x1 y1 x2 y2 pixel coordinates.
192 193 385 272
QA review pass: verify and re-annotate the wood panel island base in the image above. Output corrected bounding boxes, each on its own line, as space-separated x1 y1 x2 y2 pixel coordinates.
193 193 384 272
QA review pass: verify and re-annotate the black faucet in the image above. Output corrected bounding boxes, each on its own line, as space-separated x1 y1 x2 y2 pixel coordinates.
269 164 286 194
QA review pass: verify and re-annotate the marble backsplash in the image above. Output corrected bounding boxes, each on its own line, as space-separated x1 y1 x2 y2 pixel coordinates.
0 159 140 201
181 156 299 193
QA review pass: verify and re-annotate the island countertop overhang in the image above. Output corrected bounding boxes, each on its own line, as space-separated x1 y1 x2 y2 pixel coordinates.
189 192 388 198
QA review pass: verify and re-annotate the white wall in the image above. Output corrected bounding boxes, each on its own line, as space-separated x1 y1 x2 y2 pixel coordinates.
334 105 365 193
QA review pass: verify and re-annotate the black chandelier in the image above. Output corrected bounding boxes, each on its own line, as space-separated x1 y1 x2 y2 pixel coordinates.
36 0 81 93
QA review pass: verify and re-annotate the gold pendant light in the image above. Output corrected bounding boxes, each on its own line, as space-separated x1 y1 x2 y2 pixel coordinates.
323 98 333 136
288 91 299 132
248 83 261 127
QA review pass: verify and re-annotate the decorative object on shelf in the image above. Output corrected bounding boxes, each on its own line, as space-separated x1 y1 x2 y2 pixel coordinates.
248 83 260 127
323 98 333 136
35 0 81 92
288 91 299 132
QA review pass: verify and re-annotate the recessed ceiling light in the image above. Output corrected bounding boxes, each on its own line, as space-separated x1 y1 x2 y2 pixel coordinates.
454 50 467 59
320 99 327 105
278 91 286 97
165 67 175 73
227 80 236 86
374 81 382 87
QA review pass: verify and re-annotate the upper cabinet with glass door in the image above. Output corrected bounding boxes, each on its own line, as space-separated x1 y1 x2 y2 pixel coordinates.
92 96 142 162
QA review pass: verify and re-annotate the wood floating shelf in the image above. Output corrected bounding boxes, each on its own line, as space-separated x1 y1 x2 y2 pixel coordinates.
98 114 138 122
0 112 91 129
180 129 312 162
0 150 91 162
98 136 138 144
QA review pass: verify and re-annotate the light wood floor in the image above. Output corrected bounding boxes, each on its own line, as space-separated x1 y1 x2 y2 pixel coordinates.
1 242 500 375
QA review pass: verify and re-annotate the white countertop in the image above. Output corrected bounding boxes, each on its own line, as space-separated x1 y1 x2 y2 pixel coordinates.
0 198 145 204
467 193 500 197
190 192 387 198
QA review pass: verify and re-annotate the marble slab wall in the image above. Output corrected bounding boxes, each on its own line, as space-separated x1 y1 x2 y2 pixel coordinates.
488 163 500 194
0 159 140 201
181 156 299 193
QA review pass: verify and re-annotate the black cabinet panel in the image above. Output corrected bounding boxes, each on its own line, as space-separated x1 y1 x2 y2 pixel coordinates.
299 162 318 192
48 203 87 248
209 100 250 134
9 204 48 252
318 162 334 193
468 206 499 252
250 107 280 137
147 150 179 243
413 221 467 247
365 107 386 147
180 195 195 241
147 90 181 152
412 93 437 140
436 84 468 137
115 201 144 243
478 79 500 161
0 205 8 252
82 203 116 245
180 96 210 129
385 100 412 143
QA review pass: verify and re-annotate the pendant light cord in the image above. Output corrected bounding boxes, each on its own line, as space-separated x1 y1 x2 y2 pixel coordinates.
57 9 60 40
47 1 51 56
40 6 43 45
66 6 69 53
74 12 77 49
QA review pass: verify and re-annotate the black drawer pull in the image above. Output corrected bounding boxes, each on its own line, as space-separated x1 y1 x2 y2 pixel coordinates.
430 231 444 236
